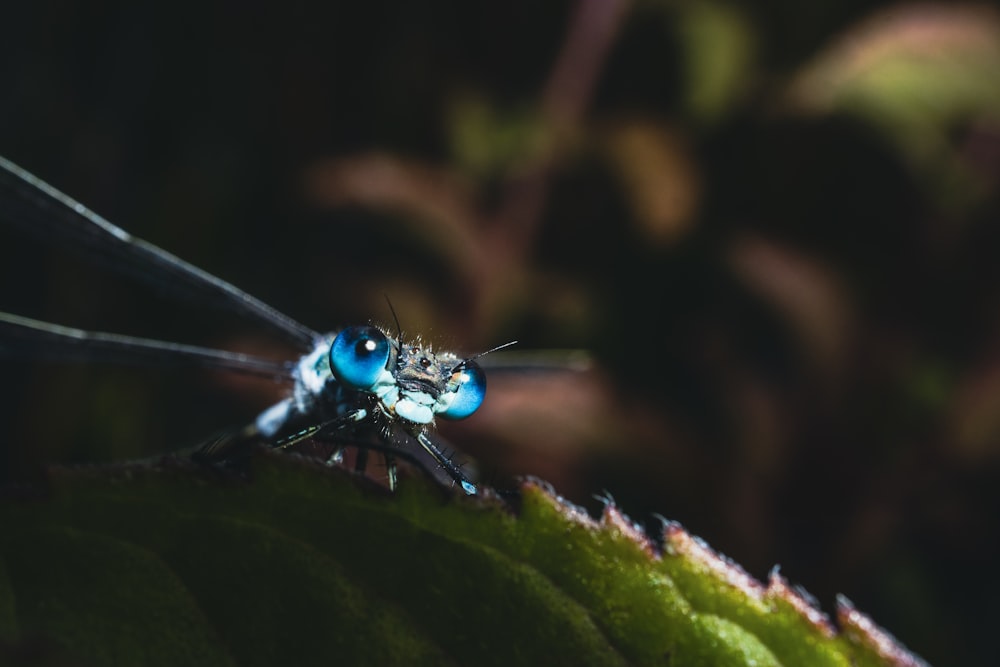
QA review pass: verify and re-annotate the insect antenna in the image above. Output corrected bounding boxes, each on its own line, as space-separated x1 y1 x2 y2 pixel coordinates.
383 293 403 341
453 339 518 370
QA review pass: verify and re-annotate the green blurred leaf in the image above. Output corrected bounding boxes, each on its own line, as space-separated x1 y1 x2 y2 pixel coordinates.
1 453 927 666
787 4 1000 213
448 94 551 178
673 1 757 123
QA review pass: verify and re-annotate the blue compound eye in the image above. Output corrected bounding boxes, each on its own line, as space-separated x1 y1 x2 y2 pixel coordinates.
440 361 486 420
329 326 391 389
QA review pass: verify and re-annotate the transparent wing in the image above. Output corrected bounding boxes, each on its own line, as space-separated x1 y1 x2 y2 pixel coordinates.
0 156 319 349
0 311 294 380
476 348 593 374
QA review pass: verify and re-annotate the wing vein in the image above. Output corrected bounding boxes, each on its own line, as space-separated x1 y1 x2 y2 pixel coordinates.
0 156 319 348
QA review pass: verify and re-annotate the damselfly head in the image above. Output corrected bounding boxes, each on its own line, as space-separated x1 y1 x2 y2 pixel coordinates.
328 325 488 426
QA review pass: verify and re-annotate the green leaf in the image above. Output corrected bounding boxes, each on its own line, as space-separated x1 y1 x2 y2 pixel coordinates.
0 453 928 666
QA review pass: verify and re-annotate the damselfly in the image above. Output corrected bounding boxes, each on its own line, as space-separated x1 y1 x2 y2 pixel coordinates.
0 156 513 495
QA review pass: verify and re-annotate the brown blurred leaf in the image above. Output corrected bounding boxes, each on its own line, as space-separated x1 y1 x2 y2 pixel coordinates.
727 236 854 384
303 153 481 268
604 118 701 246
950 354 1000 463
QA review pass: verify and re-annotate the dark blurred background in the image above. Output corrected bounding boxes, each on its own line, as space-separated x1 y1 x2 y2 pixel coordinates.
2 1 999 664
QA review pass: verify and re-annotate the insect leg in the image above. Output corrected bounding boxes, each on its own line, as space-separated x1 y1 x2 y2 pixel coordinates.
270 408 369 451
383 453 398 492
413 431 478 496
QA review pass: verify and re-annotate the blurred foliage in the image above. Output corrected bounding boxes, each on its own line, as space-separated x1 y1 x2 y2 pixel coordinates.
2 1 1000 664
